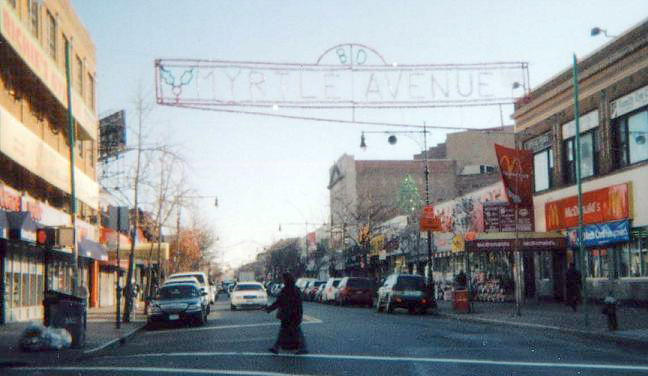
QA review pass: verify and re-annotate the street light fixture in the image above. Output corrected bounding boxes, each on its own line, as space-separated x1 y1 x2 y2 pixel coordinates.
590 27 616 38
359 126 435 288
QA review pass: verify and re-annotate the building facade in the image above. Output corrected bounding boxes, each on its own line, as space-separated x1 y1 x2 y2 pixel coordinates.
0 0 102 323
513 19 648 302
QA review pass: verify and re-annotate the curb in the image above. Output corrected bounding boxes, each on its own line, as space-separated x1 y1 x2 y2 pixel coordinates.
436 311 648 349
77 324 146 359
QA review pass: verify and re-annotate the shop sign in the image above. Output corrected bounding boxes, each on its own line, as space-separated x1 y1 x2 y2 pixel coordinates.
483 202 534 232
0 182 20 211
611 84 648 119
465 237 566 252
562 110 599 140
433 232 453 253
494 144 533 206
420 205 441 231
20 194 43 222
631 226 648 239
307 232 317 252
451 234 464 253
523 132 552 153
545 183 631 231
567 220 630 247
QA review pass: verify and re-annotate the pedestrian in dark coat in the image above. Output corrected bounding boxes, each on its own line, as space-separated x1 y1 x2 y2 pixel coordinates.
566 263 581 311
265 273 307 354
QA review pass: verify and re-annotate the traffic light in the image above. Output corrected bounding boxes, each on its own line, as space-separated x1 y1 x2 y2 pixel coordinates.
36 227 56 248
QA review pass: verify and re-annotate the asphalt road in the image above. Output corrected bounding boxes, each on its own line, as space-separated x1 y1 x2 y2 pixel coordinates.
7 294 648 375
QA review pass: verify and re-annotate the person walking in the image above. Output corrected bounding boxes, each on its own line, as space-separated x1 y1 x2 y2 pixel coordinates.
566 263 581 311
265 273 308 354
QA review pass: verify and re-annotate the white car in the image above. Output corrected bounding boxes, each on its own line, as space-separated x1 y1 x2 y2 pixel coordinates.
230 282 268 310
322 278 342 304
168 272 214 304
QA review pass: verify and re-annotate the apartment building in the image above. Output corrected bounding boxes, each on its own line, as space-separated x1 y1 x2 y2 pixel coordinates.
0 0 102 322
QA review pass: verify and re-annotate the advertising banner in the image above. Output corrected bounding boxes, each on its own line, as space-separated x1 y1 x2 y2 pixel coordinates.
494 144 534 206
567 220 630 247
420 205 441 231
483 202 534 232
545 183 631 231
307 231 317 252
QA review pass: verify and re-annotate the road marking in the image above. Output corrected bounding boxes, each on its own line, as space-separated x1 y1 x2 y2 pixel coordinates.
145 315 322 335
82 326 142 354
112 351 648 372
13 366 318 376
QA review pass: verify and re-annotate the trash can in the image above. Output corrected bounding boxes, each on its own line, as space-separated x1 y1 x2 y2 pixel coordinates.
453 289 470 313
43 290 87 348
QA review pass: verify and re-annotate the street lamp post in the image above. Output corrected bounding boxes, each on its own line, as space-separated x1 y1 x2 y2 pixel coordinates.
360 124 435 289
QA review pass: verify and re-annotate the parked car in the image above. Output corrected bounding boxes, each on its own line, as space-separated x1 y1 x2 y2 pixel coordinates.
147 283 208 328
295 278 316 297
321 278 342 304
376 274 436 314
336 277 374 307
168 272 215 305
314 284 325 302
230 282 268 310
305 281 325 301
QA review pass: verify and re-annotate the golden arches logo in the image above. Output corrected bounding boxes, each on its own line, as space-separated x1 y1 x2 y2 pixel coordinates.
499 155 523 174
547 203 560 228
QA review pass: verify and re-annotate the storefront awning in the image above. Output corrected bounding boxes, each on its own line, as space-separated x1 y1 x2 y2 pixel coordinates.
6 211 40 231
79 239 109 261
465 232 566 253
107 242 170 262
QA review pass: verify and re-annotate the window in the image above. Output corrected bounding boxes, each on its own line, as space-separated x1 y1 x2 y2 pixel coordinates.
28 0 40 38
618 239 648 277
615 109 648 167
76 56 84 96
533 148 553 192
88 74 96 110
563 129 598 184
586 248 609 278
47 11 57 61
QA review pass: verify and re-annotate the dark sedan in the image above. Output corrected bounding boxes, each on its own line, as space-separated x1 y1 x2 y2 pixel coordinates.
147 283 208 328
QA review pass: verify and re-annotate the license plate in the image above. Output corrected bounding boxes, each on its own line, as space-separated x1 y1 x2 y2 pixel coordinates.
403 291 422 297
244 295 255 299
169 314 179 320
356 291 364 295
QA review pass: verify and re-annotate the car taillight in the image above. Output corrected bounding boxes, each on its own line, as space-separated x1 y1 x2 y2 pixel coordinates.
340 288 349 296
422 298 428 304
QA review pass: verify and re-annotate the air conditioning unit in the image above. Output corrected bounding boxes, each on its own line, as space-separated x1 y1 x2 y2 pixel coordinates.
57 227 75 247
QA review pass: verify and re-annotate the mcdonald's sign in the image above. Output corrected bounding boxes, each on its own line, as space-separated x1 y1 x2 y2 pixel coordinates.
494 144 533 206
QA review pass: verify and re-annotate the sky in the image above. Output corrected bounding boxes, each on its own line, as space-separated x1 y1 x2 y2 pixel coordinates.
70 0 647 269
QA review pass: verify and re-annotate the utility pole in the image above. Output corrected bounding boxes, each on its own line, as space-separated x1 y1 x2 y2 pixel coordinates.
64 38 80 297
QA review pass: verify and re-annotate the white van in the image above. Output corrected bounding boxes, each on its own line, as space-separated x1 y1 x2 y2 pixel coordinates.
168 272 214 305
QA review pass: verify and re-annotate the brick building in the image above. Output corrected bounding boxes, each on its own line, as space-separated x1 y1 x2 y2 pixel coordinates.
513 18 648 302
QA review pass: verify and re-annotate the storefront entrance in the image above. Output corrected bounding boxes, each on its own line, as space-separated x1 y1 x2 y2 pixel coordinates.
523 253 536 298
552 251 566 301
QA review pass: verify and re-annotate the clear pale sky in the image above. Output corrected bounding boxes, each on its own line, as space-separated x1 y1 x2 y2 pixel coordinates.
70 0 647 268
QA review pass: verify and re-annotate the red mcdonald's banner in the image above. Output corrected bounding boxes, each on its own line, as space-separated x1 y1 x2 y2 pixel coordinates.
494 144 533 206
545 183 632 231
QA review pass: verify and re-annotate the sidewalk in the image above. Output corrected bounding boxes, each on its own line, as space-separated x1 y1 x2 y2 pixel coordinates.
0 303 147 368
437 299 648 347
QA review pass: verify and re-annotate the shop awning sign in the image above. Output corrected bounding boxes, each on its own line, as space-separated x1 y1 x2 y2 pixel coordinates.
567 220 630 248
465 235 566 252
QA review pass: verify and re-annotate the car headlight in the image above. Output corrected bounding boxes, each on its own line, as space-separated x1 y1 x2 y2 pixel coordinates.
187 303 202 311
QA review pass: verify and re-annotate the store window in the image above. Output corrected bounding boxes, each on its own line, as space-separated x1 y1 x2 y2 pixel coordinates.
533 148 553 192
47 11 57 61
618 239 648 277
586 248 609 278
615 109 648 168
